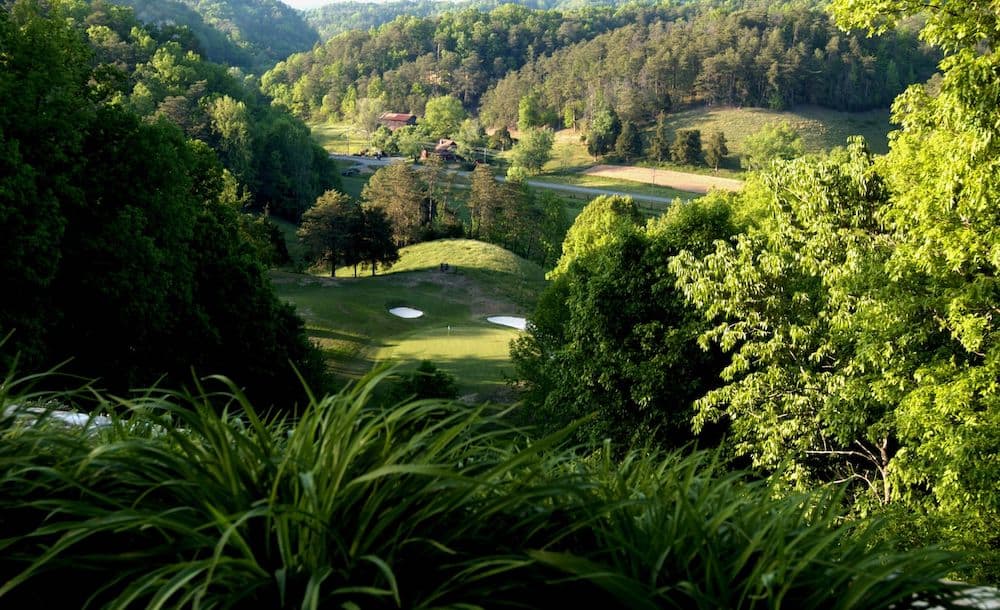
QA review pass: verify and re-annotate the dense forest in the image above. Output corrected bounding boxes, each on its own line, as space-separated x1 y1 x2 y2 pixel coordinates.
480 4 938 126
114 0 318 71
265 1 937 126
304 0 647 40
70 0 338 219
0 0 330 403
263 3 693 119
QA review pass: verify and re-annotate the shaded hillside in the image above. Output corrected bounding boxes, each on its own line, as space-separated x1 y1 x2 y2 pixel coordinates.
73 0 338 219
305 0 648 40
115 0 318 71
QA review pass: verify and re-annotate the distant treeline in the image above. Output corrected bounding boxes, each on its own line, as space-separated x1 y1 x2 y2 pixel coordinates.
304 0 652 40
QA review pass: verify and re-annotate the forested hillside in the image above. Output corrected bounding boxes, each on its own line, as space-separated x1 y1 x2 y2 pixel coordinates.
266 1 937 127
113 0 318 71
73 0 337 219
262 2 688 119
480 4 938 126
304 0 645 40
0 0 328 403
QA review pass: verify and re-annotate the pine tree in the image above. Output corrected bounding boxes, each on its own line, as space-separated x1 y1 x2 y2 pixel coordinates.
670 129 702 166
648 112 671 163
703 131 729 170
614 121 643 162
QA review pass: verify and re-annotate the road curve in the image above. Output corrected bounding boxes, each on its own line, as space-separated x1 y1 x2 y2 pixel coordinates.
332 153 698 204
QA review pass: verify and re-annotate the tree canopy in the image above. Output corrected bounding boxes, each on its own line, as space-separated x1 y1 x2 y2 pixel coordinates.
0 1 327 407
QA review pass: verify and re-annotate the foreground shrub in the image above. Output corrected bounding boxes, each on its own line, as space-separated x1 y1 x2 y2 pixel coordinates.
0 371 967 608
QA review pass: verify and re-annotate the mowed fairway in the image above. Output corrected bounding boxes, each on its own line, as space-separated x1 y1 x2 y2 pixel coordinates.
379 325 517 393
273 240 544 402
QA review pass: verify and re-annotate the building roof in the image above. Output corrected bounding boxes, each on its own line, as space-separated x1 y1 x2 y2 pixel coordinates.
379 112 416 122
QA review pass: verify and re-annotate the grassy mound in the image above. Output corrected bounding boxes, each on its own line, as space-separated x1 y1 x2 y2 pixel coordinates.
0 374 965 609
380 239 545 290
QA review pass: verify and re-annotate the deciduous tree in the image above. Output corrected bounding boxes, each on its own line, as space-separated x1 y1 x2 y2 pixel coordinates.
586 106 620 157
421 95 466 139
741 122 803 170
509 127 554 175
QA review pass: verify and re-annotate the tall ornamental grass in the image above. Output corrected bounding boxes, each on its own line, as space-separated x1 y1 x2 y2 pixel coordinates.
0 370 966 608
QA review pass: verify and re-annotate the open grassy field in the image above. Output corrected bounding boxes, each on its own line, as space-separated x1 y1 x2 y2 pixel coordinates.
311 122 367 154
657 104 893 157
540 105 893 180
544 128 594 173
272 239 545 402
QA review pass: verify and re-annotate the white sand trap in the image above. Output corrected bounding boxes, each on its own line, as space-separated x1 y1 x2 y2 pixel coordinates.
389 306 423 319
487 316 527 330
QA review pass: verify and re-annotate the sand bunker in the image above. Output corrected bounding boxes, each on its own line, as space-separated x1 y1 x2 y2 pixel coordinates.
487 316 527 330
389 306 424 319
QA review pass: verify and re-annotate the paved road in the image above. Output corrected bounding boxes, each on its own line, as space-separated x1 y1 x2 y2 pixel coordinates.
332 154 682 205
330 153 405 168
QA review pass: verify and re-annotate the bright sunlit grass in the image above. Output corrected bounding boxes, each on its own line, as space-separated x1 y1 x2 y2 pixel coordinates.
272 239 544 400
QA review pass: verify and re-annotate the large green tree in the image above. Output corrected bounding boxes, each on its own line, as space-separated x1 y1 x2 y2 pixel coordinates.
512 193 739 448
704 131 729 170
467 163 505 241
671 0 1000 576
508 127 554 176
672 142 900 495
670 129 702 166
0 0 92 368
586 106 620 157
356 205 399 276
298 190 356 276
614 121 643 162
361 163 425 246
740 123 803 170
548 194 643 280
421 95 466 139
832 0 1000 577
647 112 672 163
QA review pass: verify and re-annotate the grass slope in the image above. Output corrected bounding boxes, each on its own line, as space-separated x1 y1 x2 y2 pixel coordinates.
659 104 893 157
543 105 893 180
273 239 545 402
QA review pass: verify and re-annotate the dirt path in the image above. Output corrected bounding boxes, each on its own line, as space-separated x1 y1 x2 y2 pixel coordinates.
581 165 744 194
